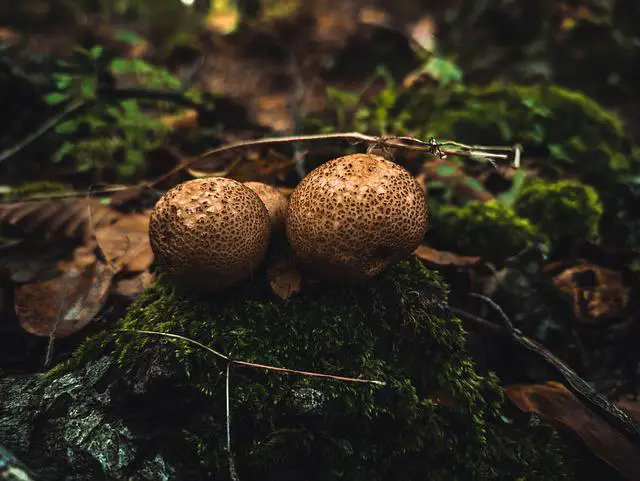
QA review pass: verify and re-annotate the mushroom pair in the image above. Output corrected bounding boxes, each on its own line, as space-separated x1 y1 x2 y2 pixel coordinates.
149 153 428 291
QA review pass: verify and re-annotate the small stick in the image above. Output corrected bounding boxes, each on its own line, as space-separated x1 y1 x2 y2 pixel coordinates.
1 132 520 203
122 329 385 385
148 132 519 189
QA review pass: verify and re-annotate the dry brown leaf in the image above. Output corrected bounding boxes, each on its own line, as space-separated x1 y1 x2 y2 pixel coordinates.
160 109 199 130
94 210 153 273
0 198 119 240
414 244 481 267
187 149 295 184
553 264 629 324
15 259 116 337
113 271 155 300
506 381 640 481
267 257 302 300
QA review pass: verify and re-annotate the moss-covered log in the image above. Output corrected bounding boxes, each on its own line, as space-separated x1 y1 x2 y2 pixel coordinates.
6 258 605 480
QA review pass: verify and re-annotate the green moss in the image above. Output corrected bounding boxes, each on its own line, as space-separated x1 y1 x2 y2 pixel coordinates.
311 80 636 202
57 258 585 480
429 200 546 262
407 83 634 187
514 180 604 248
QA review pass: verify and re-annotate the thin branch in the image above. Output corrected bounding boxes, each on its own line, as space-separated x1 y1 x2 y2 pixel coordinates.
1 131 520 204
149 132 519 189
121 329 385 385
0 85 204 165
0 99 89 164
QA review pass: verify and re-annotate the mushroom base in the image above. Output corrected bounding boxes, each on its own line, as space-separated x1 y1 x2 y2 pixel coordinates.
44 259 605 480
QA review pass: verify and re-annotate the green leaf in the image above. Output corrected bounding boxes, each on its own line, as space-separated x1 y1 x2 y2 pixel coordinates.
89 46 104 60
44 92 70 105
53 142 75 162
126 149 145 166
73 45 90 56
114 30 145 45
497 119 512 140
53 73 73 90
118 163 136 177
435 164 457 177
464 177 486 192
120 99 140 114
548 143 569 160
86 117 108 130
498 171 528 207
110 58 132 74
424 57 463 86
54 120 78 134
530 123 545 143
81 77 97 98
77 159 93 172
426 180 446 190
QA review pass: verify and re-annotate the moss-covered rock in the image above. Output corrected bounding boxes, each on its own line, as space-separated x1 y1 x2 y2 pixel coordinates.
514 180 604 248
429 200 546 262
55 258 588 480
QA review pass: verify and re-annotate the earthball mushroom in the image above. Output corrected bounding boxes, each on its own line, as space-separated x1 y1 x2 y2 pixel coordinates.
243 181 288 233
149 177 270 292
286 153 428 282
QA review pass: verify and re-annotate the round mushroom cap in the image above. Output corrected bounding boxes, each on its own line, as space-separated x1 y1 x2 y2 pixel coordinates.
243 181 288 232
286 153 428 282
149 177 270 291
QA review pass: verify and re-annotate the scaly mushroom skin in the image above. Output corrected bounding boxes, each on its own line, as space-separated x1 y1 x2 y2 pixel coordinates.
286 153 428 282
149 177 270 291
243 181 288 233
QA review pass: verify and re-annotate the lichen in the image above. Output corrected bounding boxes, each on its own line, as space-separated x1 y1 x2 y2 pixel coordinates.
57 258 584 480
429 200 547 262
514 180 604 248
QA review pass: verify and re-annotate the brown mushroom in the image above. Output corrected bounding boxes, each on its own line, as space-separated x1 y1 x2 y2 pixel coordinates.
243 181 288 233
286 153 428 283
149 177 270 291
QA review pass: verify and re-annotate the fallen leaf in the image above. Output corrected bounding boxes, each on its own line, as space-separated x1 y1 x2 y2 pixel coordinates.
15 259 116 337
267 257 302 300
160 109 199 130
113 271 155 300
553 264 629 324
414 244 481 267
187 149 295 184
94 210 153 273
0 198 119 240
506 381 640 481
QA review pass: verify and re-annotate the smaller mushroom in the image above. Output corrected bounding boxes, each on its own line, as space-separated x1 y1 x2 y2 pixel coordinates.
149 177 270 292
286 153 428 282
243 181 288 233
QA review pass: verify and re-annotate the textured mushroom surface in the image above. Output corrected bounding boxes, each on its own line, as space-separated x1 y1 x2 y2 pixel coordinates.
243 181 288 232
286 153 428 282
149 177 270 291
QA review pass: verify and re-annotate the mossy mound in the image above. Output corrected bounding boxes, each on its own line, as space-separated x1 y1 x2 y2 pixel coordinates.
429 200 546 262
406 83 636 188
60 258 585 480
514 180 604 248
